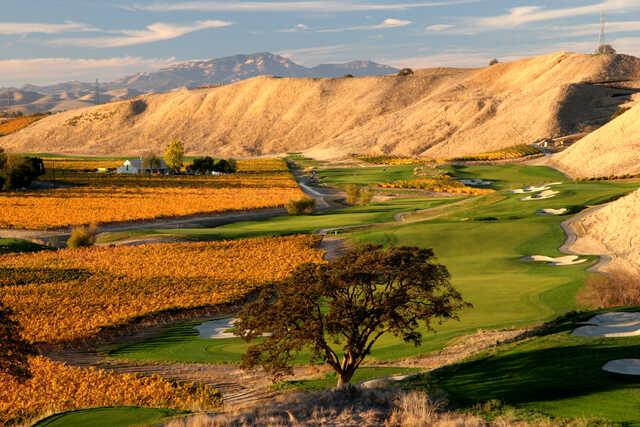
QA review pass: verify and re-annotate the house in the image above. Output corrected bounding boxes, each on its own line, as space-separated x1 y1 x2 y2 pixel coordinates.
116 159 168 174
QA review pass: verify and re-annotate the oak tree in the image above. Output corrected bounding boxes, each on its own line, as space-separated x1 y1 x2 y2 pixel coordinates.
235 245 470 387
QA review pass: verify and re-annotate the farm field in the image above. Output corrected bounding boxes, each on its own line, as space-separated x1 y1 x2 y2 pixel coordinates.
0 235 323 343
0 158 302 229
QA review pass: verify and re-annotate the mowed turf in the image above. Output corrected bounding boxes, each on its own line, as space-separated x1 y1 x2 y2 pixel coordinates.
97 197 458 243
34 407 185 427
426 311 640 424
108 165 638 364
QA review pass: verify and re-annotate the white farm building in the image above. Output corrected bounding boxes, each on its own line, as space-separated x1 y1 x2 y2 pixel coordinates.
116 159 169 174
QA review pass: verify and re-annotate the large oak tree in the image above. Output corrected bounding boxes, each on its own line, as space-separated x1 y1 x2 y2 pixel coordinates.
235 245 470 387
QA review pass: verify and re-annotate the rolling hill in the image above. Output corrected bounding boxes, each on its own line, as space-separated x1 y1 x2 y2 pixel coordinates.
546 102 640 178
2 52 640 159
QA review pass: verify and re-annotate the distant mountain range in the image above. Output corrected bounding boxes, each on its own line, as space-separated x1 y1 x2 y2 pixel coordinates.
0 53 399 114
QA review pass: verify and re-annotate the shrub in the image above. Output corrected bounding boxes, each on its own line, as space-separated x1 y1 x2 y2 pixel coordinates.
67 224 98 248
489 58 499 66
345 184 373 206
397 68 414 77
0 155 45 191
286 197 315 215
129 99 147 115
577 270 640 308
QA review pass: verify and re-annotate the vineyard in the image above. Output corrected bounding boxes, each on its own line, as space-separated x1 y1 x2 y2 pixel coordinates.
0 235 324 343
0 356 221 426
0 158 303 229
0 114 47 137
449 144 542 162
378 178 494 195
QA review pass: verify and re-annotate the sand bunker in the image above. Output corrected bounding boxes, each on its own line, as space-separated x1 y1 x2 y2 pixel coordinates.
196 318 238 339
521 190 560 201
602 359 640 376
460 179 492 187
572 312 640 338
538 208 568 216
524 255 587 266
512 182 562 194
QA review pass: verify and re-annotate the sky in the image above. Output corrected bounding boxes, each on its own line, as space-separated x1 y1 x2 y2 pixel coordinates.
2 0 640 86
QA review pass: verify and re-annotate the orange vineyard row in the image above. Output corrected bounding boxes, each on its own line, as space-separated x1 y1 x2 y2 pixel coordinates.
0 158 302 229
0 235 324 343
0 356 221 426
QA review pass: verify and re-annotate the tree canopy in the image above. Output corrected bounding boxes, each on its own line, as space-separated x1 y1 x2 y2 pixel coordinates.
163 140 185 172
235 245 470 387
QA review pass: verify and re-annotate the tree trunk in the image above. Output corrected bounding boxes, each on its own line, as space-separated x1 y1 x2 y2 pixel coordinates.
335 367 355 389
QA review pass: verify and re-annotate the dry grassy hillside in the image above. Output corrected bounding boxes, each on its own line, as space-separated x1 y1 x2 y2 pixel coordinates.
570 190 640 276
2 52 640 158
546 102 640 178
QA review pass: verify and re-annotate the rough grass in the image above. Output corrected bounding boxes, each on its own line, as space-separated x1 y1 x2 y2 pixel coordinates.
577 270 640 308
425 310 640 424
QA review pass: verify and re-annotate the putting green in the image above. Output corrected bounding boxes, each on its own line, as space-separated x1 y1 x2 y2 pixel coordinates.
33 407 185 427
426 311 640 424
108 165 638 365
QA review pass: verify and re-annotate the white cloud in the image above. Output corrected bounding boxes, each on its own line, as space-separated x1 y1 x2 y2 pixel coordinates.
50 20 231 48
129 0 480 13
0 57 177 87
0 21 94 35
318 18 412 33
477 0 640 29
425 24 455 32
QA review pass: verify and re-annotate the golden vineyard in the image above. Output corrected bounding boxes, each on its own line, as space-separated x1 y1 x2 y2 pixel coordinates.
0 356 221 426
0 158 303 229
0 235 324 343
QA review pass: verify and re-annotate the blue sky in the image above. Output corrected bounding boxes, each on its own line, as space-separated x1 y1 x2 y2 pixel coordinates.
2 0 640 86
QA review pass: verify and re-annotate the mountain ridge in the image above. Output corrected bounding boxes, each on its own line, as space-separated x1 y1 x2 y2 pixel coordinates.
0 53 398 114
2 51 640 161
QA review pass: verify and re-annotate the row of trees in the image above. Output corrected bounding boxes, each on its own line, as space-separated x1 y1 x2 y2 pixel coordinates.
0 148 45 191
142 140 237 174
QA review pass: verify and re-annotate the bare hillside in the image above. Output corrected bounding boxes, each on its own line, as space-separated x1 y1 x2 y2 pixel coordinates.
569 190 640 276
546 102 640 178
3 52 640 158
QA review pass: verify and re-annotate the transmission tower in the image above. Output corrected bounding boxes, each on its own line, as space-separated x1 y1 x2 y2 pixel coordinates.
598 11 606 47
95 79 100 105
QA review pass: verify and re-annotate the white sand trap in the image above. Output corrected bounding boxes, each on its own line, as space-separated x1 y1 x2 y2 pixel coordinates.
196 318 238 339
521 190 559 201
524 255 587 266
512 185 550 194
538 208 568 216
460 179 492 187
512 182 563 194
572 312 640 337
602 359 640 376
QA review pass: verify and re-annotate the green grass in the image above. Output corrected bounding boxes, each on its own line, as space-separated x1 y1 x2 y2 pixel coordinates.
33 407 186 427
0 238 48 255
108 165 638 369
97 197 458 243
276 367 421 391
108 322 250 364
423 311 640 425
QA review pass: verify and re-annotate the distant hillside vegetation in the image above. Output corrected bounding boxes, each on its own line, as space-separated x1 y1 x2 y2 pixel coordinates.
2 52 640 160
